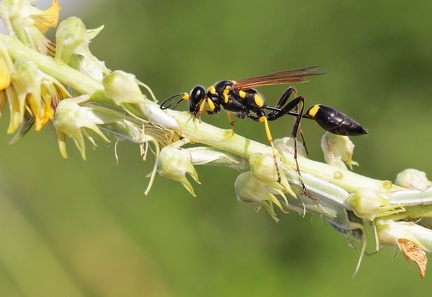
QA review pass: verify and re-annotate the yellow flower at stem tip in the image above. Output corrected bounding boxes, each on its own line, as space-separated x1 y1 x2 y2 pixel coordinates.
0 43 13 91
0 57 11 91
32 0 62 34
8 58 69 134
0 0 61 54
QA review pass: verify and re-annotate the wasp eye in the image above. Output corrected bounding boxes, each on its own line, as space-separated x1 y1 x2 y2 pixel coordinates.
190 86 206 102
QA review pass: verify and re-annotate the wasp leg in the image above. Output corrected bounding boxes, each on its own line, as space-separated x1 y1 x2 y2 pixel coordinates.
274 86 298 110
265 93 309 195
227 112 235 135
265 87 309 154
192 97 218 121
265 86 312 153
260 115 282 184
247 111 282 183
288 97 308 195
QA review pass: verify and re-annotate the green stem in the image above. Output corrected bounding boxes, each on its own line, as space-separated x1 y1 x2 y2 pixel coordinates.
165 109 401 194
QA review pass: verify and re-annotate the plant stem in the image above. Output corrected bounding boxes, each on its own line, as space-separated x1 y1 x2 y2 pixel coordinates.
165 108 401 195
0 34 108 101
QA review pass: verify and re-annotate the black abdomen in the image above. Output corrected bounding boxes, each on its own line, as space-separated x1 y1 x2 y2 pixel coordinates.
306 104 367 136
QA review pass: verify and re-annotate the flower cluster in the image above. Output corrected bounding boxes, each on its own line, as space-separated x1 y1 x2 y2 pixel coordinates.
0 0 177 165
1 0 432 279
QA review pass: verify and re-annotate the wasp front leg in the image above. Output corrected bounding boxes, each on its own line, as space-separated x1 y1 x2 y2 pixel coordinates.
190 96 221 121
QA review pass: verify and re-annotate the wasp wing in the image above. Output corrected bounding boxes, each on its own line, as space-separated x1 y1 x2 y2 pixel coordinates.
233 65 324 90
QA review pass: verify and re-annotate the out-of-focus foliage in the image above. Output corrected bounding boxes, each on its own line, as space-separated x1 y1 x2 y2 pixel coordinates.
0 0 431 296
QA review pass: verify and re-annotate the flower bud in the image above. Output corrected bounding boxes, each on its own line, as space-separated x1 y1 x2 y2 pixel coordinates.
157 145 199 196
102 71 180 130
10 58 69 133
274 136 307 158
188 147 248 170
103 71 148 105
249 153 279 183
249 152 296 200
395 169 432 191
376 219 431 278
55 17 109 80
2 0 60 53
53 95 110 159
235 172 286 222
321 132 358 169
346 189 405 221
0 44 13 91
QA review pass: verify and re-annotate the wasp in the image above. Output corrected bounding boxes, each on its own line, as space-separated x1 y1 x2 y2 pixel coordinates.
160 66 367 191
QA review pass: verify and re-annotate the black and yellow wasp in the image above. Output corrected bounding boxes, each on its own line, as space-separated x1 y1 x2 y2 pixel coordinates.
160 66 366 189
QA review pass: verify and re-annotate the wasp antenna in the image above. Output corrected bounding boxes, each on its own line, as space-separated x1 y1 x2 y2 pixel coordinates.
172 96 186 109
160 92 185 110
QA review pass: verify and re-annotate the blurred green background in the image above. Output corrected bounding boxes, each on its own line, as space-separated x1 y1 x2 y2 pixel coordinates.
1 0 432 296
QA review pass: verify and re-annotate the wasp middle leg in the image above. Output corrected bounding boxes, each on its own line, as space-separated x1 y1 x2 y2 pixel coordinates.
248 109 283 184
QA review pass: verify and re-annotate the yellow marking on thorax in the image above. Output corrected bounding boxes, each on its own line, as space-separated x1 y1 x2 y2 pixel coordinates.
208 86 216 94
223 88 230 103
239 90 246 98
254 93 265 107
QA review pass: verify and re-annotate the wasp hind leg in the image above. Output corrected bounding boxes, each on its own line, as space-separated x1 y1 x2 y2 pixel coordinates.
265 88 309 195
258 114 282 184
246 109 282 183
266 86 309 153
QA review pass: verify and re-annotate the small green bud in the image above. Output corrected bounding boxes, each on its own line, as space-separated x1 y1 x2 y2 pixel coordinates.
249 152 279 183
102 71 179 130
157 145 199 196
235 172 286 222
55 17 109 80
249 152 296 200
103 71 148 105
188 147 248 170
53 95 110 159
346 189 405 221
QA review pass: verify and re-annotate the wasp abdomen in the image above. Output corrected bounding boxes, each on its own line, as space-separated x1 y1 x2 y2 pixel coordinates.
306 104 367 136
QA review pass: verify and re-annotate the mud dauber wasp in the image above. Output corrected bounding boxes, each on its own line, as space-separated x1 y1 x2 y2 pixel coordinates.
160 66 366 192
